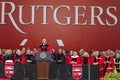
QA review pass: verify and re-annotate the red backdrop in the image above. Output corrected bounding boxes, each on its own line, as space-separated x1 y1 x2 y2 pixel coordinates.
0 0 120 52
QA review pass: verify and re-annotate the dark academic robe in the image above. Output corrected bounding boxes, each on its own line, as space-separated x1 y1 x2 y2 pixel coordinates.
81 56 90 65
26 54 36 64
115 57 120 72
4 54 14 61
38 44 52 52
54 53 65 64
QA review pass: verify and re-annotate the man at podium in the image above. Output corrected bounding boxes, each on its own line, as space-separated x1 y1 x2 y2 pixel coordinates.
37 39 52 52
36 39 52 79
36 38 52 61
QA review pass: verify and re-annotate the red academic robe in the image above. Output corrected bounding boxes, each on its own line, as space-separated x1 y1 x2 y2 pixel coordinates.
67 56 81 64
103 56 114 76
81 57 90 65
14 54 27 64
0 54 4 63
37 44 52 52
90 56 104 77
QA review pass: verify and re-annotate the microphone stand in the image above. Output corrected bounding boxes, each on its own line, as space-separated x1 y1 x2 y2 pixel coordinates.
65 64 72 80
88 57 91 80
56 62 61 80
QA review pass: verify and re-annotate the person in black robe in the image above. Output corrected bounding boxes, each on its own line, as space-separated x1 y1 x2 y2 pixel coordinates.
25 49 36 64
54 48 65 64
4 49 14 61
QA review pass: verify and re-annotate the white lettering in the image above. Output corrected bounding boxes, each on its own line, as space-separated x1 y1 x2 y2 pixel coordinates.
36 5 53 24
106 6 118 26
53 5 71 25
90 6 105 25
0 2 26 34
74 6 87 25
19 5 36 25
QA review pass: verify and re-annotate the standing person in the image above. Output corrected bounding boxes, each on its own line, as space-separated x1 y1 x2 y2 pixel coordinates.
0 49 4 63
24 49 37 80
114 51 120 72
103 50 114 76
12 49 25 80
51 49 56 61
4 49 14 61
68 51 81 64
54 48 65 64
25 49 36 64
37 39 52 52
81 52 90 65
90 50 104 77
14 49 26 64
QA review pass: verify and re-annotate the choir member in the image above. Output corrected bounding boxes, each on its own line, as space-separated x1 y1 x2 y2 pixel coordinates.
37 39 52 52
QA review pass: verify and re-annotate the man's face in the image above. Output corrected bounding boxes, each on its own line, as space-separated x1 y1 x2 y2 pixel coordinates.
94 51 99 56
42 39 47 44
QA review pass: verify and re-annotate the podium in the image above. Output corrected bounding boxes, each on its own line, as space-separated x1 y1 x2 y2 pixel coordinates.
36 51 52 79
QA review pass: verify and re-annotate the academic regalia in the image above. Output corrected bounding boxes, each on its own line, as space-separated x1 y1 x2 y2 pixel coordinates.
54 53 65 64
103 56 114 76
14 54 27 64
115 57 120 72
81 56 90 65
68 55 81 64
64 55 69 64
4 54 14 61
21 54 27 64
90 55 104 66
65 56 71 64
25 54 36 64
0 54 4 63
38 44 52 52
90 55 104 77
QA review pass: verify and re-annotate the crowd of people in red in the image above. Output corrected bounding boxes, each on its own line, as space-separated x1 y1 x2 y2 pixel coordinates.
0 39 120 78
